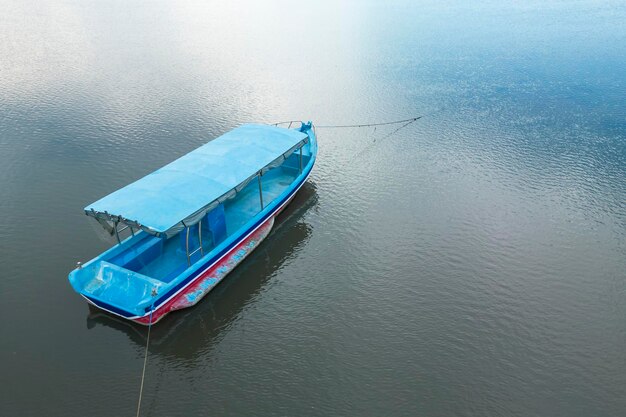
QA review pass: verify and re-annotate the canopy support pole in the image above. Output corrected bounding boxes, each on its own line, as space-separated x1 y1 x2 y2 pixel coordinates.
115 221 121 244
185 227 191 266
258 173 264 210
299 147 303 174
114 219 135 244
185 220 204 267
198 219 204 257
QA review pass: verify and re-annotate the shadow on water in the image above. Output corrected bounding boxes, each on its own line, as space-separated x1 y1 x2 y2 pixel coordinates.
85 181 318 358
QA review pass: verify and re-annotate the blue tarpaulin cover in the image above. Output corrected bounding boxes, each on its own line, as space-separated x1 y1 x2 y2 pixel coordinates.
85 124 308 237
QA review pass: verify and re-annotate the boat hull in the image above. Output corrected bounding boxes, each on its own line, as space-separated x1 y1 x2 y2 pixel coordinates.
133 217 274 325
83 169 310 325
74 122 317 325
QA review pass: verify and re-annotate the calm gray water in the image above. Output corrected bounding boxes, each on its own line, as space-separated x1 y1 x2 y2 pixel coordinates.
1 1 625 416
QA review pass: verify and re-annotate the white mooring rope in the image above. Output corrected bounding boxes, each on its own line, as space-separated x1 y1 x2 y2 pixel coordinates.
135 307 154 417
315 116 423 128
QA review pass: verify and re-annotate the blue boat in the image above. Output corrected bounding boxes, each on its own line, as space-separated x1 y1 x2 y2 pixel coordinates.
69 122 317 325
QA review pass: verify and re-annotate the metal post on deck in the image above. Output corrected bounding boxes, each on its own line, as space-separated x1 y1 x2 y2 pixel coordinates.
185 227 191 266
257 173 264 210
114 221 121 244
299 147 303 174
198 219 204 257
185 221 204 266
114 219 135 244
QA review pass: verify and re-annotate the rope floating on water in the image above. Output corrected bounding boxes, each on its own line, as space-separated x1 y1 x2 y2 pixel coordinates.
350 117 420 159
272 115 424 129
273 114 430 160
315 116 422 129
135 306 154 417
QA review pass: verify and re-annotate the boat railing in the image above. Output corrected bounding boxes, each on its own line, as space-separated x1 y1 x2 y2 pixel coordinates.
185 219 204 266
114 221 135 244
271 120 301 128
271 121 316 147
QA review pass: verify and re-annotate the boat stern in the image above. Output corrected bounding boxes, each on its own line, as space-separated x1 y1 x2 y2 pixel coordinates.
68 261 163 318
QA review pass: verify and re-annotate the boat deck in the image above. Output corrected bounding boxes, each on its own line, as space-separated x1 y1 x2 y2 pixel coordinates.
130 166 300 282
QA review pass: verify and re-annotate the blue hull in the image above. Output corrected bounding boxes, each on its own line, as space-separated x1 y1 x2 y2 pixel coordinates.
69 123 317 324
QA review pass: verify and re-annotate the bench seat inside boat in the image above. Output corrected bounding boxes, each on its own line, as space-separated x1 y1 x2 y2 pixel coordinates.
109 234 164 271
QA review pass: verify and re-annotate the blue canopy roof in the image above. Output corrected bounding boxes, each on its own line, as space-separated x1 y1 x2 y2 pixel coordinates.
86 124 308 237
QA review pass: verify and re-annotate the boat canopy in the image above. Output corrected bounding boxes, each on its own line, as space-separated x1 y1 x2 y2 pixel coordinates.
85 124 309 238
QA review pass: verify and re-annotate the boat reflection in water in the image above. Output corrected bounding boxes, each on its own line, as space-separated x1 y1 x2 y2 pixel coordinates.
86 181 318 357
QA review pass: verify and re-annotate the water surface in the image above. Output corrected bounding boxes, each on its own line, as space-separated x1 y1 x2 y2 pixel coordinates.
1 1 625 416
